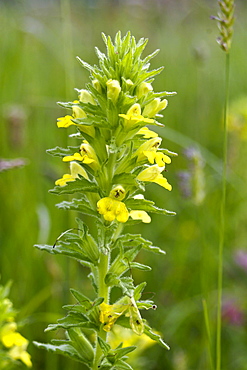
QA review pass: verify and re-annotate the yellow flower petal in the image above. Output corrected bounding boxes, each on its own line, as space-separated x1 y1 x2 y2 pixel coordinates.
137 127 158 138
155 152 171 166
142 151 156 164
137 165 172 191
99 299 130 332
97 197 129 223
55 162 89 187
129 210 151 223
70 162 89 180
8 344 32 367
55 174 75 186
154 174 172 191
57 115 75 128
63 152 94 164
115 202 129 223
137 165 161 182
119 103 154 128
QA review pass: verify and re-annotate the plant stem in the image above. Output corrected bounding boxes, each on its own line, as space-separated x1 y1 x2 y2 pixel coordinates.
92 236 110 369
98 251 110 303
216 52 230 370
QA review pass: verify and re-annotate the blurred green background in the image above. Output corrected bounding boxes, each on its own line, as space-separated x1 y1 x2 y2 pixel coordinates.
1 0 247 369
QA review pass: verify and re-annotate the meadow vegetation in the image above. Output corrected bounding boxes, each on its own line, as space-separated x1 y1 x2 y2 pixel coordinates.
0 0 247 369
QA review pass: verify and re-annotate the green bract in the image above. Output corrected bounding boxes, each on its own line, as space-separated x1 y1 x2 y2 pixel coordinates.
35 31 176 369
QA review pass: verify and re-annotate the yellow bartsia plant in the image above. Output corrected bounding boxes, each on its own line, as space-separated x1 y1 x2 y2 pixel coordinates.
34 32 177 369
0 282 32 369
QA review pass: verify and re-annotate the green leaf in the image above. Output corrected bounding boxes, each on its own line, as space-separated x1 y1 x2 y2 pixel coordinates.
98 336 111 355
34 243 91 265
137 300 156 310
142 48 160 64
56 198 98 217
112 173 137 187
119 277 135 296
70 289 92 308
133 282 147 301
113 346 136 360
33 341 89 364
44 312 92 332
68 328 94 364
114 359 134 370
47 146 76 157
129 262 152 271
125 198 176 216
105 245 141 286
76 56 94 73
50 177 99 195
144 323 170 350
70 289 103 312
116 233 166 255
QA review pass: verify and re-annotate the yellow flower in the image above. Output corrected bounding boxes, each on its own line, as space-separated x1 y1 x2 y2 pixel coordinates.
0 322 32 367
99 301 129 331
106 79 121 103
129 210 151 223
63 142 99 170
57 115 75 128
55 162 89 186
8 342 32 368
99 296 144 335
136 127 158 138
135 138 171 167
142 98 168 118
57 104 95 137
97 197 129 223
119 103 154 128
137 165 172 191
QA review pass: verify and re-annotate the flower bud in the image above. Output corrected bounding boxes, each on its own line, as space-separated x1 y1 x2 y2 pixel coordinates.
92 79 102 93
143 98 168 117
109 185 126 201
80 142 97 160
136 82 153 99
143 98 160 117
126 79 134 88
106 79 121 103
79 89 96 105
70 161 89 180
72 105 87 119
158 98 168 112
127 103 142 116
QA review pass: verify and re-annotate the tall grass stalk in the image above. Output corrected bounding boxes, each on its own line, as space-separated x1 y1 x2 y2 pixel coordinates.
216 51 230 370
212 1 235 367
202 298 214 370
